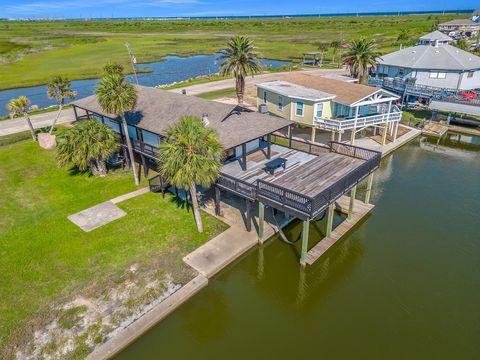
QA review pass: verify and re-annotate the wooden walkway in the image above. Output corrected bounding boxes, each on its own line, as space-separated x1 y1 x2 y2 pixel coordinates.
304 195 374 265
422 122 449 138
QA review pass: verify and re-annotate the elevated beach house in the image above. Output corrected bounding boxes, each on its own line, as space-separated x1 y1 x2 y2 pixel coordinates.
256 73 401 145
373 31 480 92
72 86 381 265
437 18 480 38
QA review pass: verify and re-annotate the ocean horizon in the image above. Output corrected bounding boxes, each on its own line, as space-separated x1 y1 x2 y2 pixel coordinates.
2 9 473 21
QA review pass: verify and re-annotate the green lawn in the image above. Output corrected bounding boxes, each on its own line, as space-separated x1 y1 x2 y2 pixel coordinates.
0 14 462 90
0 139 228 353
197 88 236 100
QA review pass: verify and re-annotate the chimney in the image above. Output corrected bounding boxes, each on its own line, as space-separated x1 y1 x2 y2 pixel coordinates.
202 113 210 126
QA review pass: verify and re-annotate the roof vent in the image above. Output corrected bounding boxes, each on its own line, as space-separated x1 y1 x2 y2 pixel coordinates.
202 113 209 126
412 50 416 54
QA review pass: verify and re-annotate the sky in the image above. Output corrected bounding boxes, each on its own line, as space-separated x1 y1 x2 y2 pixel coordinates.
1 0 477 19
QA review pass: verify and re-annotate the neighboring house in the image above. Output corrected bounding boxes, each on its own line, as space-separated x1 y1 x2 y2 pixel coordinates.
472 10 480 23
256 73 401 145
72 85 382 265
438 19 480 38
375 31 480 91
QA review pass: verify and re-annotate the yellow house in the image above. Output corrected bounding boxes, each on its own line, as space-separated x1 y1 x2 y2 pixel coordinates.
257 73 402 145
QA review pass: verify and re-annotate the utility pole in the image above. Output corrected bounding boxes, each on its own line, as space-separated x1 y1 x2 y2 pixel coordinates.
125 42 139 85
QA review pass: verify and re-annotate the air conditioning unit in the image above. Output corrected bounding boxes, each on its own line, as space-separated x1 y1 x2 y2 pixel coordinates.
258 103 268 114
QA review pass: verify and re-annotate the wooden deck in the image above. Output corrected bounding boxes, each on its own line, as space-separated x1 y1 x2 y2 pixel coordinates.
222 144 363 198
422 122 449 138
304 195 374 265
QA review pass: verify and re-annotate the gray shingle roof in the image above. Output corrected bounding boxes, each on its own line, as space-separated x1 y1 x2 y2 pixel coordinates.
419 30 453 42
258 80 336 101
73 85 293 150
377 44 480 71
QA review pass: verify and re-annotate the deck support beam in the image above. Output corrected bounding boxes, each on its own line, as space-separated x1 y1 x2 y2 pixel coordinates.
258 202 265 242
241 143 247 171
288 126 293 148
267 134 272 159
141 154 148 178
215 187 221 216
365 172 374 204
337 131 342 142
311 127 316 143
245 199 252 232
326 203 335 237
348 185 357 220
382 124 388 145
300 219 310 266
331 131 336 142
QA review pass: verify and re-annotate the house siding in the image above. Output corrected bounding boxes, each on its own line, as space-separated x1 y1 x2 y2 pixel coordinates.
258 88 292 119
459 69 480 89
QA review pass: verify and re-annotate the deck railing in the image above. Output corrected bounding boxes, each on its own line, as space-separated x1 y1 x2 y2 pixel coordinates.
120 136 159 159
219 138 381 220
314 109 402 132
148 174 170 193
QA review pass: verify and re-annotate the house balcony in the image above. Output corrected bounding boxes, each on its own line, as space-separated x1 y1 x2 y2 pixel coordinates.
313 107 402 132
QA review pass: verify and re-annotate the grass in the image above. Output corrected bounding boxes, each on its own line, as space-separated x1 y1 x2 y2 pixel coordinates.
197 88 236 100
0 13 463 90
0 138 228 354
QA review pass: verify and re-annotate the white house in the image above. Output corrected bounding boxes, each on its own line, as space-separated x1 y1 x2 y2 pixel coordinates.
375 31 480 91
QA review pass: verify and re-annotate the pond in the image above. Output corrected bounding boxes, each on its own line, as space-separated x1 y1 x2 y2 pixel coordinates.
0 53 289 117
116 134 480 359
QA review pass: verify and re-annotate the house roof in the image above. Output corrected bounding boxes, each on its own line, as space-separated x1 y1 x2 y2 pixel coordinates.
419 30 453 42
281 73 381 105
73 85 293 150
377 44 480 71
258 80 336 101
439 19 479 26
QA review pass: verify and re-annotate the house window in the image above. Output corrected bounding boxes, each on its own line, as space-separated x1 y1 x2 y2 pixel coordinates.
398 68 405 76
429 71 447 79
263 91 267 104
467 71 474 78
315 103 324 118
410 70 417 79
277 96 284 111
295 101 304 117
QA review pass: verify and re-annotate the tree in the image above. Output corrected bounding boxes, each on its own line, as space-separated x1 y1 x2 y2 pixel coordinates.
57 119 119 176
219 36 261 105
47 76 77 135
344 38 382 84
103 62 125 76
95 73 140 185
455 39 469 51
397 28 410 42
330 40 341 65
317 42 329 66
7 96 36 141
158 116 224 233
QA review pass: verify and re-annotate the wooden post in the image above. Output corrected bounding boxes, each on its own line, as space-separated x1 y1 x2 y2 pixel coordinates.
365 172 374 204
245 199 252 232
348 185 357 220
241 143 247 171
258 202 265 242
326 203 335 237
215 187 221 216
331 131 335 142
351 106 359 145
300 219 310 266
141 154 148 178
267 134 271 159
72 105 78 121
393 121 399 143
288 126 293 148
382 124 388 145
311 127 316 143
338 131 342 142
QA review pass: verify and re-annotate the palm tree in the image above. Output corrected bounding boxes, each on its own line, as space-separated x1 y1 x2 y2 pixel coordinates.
103 62 125 76
47 76 77 135
330 40 341 65
7 96 36 141
158 116 224 233
344 38 382 84
397 29 410 42
57 119 118 176
317 42 329 66
95 73 140 185
219 36 261 105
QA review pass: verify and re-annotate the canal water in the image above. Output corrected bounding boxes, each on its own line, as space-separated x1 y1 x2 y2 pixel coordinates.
117 134 480 359
0 53 289 117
